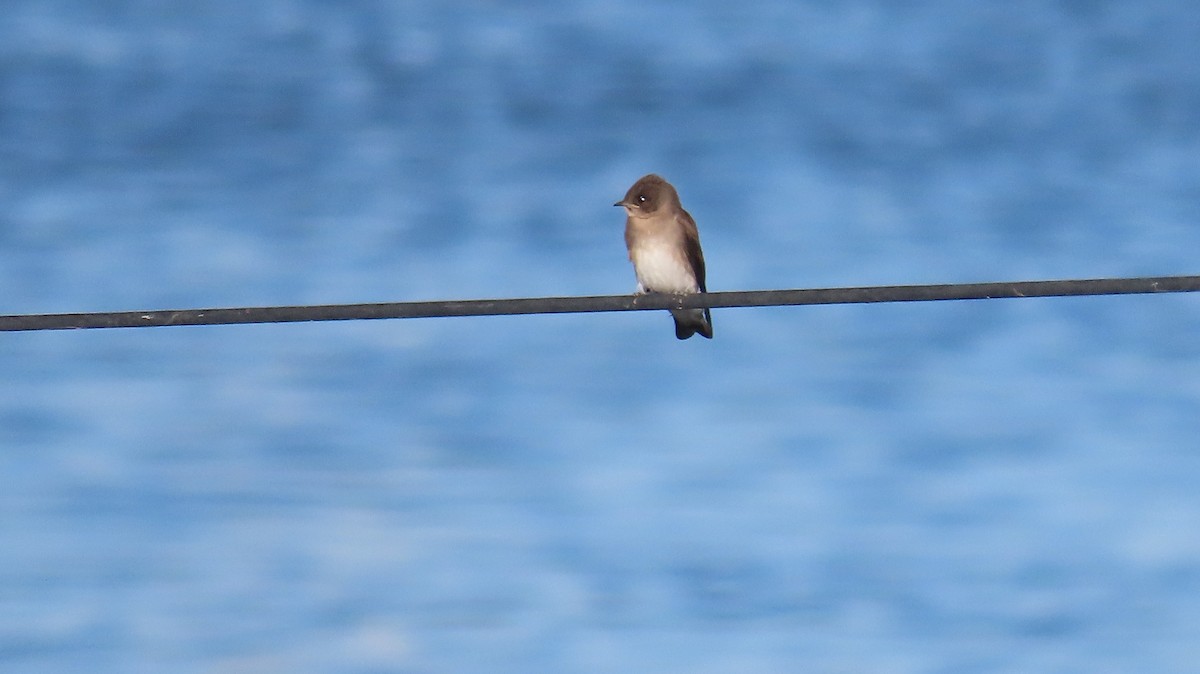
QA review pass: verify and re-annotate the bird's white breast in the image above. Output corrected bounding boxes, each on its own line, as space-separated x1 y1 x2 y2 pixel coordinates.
630 239 697 294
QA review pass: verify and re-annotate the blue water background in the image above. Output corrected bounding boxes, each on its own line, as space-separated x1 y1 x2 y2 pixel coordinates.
4 2 1200 672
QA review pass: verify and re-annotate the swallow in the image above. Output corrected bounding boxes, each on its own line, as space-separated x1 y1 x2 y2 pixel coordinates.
615 174 712 339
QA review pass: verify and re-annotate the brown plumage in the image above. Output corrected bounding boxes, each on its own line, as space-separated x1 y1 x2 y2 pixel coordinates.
614 174 712 340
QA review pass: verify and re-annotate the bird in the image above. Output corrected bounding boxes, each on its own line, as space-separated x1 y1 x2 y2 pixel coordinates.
614 174 713 340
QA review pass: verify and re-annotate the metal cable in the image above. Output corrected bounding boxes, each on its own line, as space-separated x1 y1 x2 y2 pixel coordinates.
2 275 1197 332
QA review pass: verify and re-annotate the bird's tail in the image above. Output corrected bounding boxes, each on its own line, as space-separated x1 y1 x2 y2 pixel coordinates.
671 308 713 340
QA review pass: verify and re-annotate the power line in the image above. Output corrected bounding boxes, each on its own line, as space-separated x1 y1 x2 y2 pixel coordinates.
1 275 1197 332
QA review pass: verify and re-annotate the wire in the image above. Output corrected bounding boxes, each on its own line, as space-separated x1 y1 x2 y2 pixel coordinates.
1 275 1197 332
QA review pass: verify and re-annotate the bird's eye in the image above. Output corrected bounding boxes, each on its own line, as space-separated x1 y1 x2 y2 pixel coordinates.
638 194 647 203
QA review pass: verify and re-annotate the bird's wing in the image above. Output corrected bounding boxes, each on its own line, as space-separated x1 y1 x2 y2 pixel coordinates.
678 209 707 293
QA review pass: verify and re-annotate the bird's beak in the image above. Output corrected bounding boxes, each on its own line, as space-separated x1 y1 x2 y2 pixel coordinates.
613 201 626 207
614 200 633 208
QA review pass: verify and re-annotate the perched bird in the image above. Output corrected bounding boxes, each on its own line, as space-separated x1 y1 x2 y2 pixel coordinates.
614 174 713 340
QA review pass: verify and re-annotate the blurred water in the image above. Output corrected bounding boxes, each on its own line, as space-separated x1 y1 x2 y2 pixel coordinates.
3 1 1200 672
